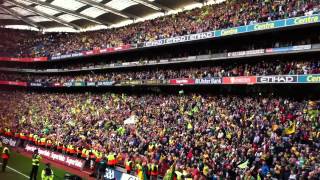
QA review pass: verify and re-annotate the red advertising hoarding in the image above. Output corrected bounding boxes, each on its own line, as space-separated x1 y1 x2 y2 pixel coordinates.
0 81 27 86
25 144 85 170
169 78 195 85
222 76 257 84
0 57 48 62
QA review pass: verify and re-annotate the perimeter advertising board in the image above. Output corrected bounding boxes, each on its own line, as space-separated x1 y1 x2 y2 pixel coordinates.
25 144 85 170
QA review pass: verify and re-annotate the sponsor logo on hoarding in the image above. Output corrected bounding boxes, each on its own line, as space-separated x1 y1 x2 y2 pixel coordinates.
30 82 42 87
257 75 297 83
195 78 222 84
221 28 238 36
97 81 114 86
25 144 85 170
144 32 214 47
293 16 319 25
53 83 62 87
86 82 96 86
298 74 320 83
169 79 195 85
63 82 73 87
253 22 275 30
74 82 85 86
227 49 264 57
223 76 256 84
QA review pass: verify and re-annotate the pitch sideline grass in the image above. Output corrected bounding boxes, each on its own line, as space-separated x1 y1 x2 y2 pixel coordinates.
0 149 81 180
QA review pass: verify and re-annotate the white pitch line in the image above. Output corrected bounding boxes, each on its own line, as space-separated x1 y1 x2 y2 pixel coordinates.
0 163 29 179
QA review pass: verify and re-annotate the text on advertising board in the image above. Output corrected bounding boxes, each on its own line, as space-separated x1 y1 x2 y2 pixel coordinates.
25 144 85 170
195 78 222 84
104 168 138 180
0 136 17 147
222 76 256 84
257 75 298 83
298 74 320 83
169 79 195 85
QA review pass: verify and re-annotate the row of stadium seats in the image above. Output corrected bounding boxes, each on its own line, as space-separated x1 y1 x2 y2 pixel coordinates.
0 0 319 57
1 59 319 83
0 91 319 179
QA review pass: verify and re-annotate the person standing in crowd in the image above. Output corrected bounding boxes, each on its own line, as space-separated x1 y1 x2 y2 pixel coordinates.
1 146 10 172
41 163 54 180
30 149 42 180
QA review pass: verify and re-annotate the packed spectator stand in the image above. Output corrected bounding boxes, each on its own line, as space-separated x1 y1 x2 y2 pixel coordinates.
1 59 320 84
0 91 319 179
0 0 320 180
0 0 319 58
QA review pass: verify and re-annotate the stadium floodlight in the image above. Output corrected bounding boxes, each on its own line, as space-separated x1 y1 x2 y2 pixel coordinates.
131 0 172 12
5 0 82 30
75 0 140 20
0 5 43 29
22 0 112 26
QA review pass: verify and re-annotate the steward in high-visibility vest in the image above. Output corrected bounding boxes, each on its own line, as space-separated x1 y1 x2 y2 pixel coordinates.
36 137 41 146
41 163 54 180
150 163 159 176
14 132 20 139
62 145 67 153
175 170 183 180
81 148 88 158
46 139 52 148
29 134 34 141
135 163 143 177
33 135 38 145
95 152 103 163
66 145 70 154
125 160 133 174
107 152 116 167
89 150 96 160
147 163 151 176
40 138 46 146
56 142 63 152
20 133 27 140
69 145 76 155
76 147 82 157
4 128 12 136
30 149 42 180
2 147 10 172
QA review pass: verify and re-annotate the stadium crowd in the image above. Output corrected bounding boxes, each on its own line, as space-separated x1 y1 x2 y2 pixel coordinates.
0 0 319 57
0 91 319 179
1 59 319 83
